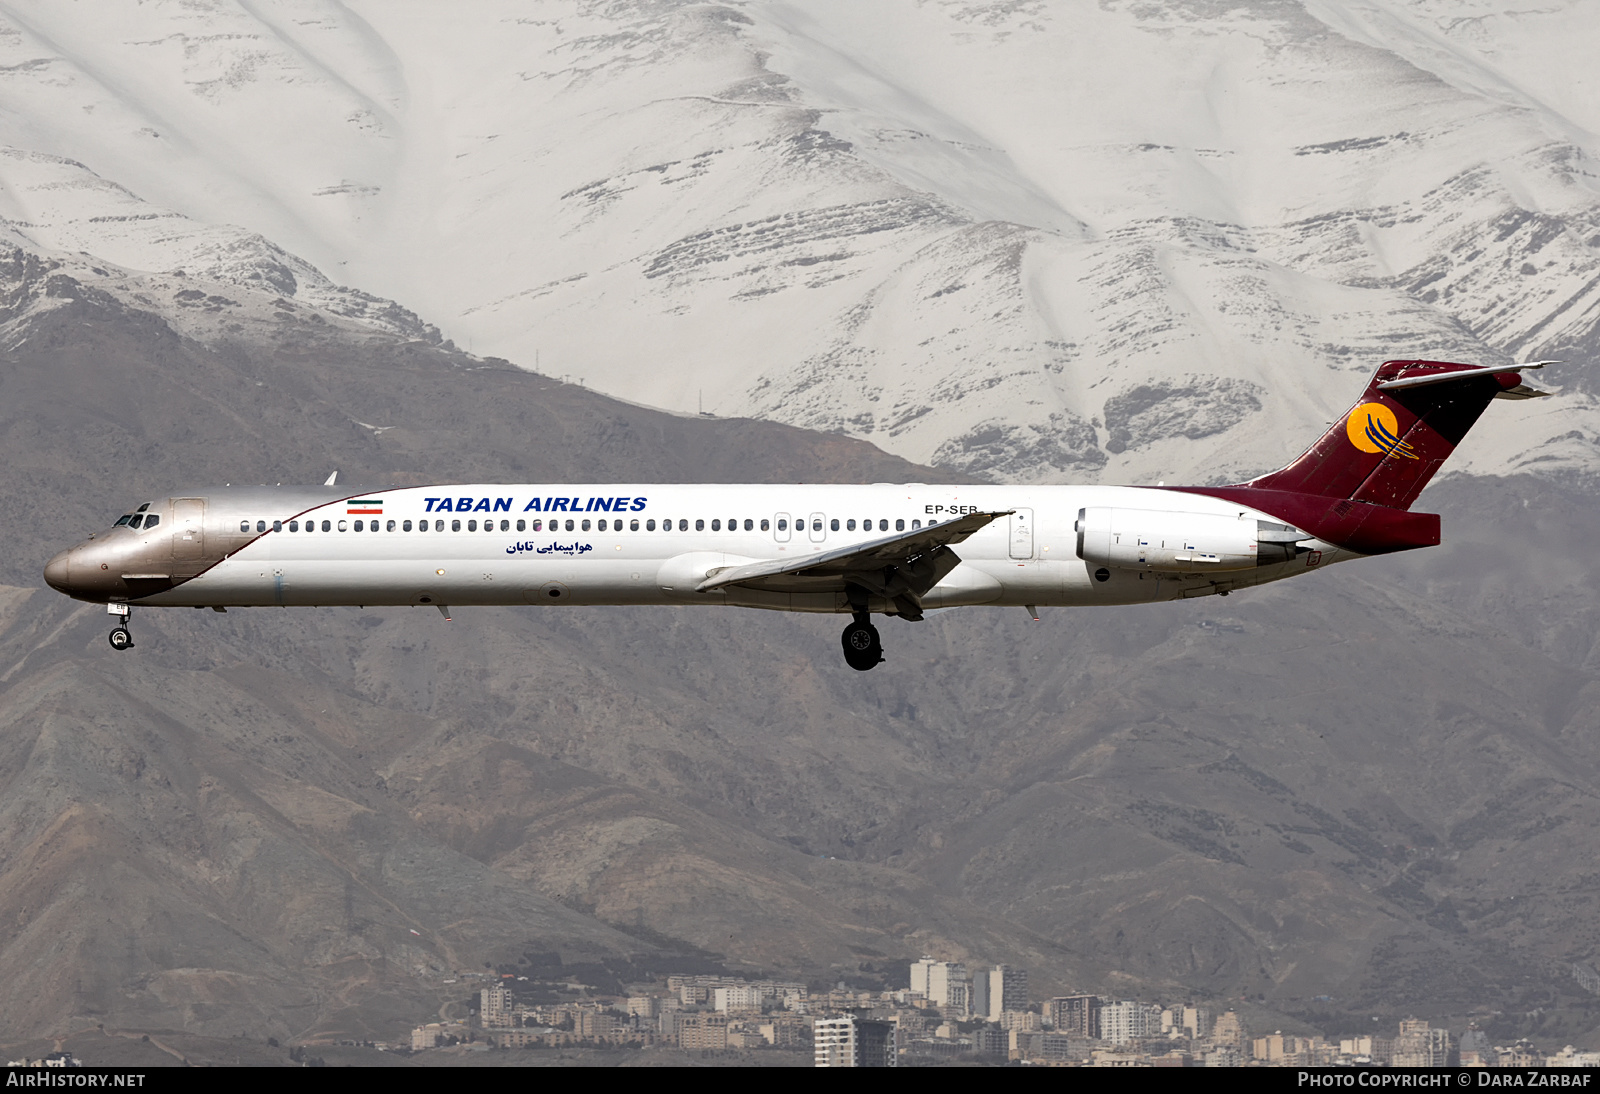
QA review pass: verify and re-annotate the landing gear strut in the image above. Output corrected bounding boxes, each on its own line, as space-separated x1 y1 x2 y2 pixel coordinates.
107 603 133 651
841 612 883 672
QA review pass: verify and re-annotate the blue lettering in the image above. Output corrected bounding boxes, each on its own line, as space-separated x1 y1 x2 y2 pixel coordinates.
473 498 491 512
424 498 440 512
592 497 611 512
522 498 542 512
436 498 454 512
612 496 629 511
552 498 570 512
631 497 647 511
493 497 511 512
457 497 473 511
572 496 584 511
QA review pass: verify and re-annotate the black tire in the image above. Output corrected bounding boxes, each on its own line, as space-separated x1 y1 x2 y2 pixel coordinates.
840 621 883 671
108 627 133 651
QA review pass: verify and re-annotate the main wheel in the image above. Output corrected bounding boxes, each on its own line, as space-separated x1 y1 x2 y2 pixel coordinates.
840 621 883 671
108 627 133 651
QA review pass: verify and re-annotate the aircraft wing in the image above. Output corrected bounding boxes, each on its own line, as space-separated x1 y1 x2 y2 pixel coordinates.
696 510 1011 593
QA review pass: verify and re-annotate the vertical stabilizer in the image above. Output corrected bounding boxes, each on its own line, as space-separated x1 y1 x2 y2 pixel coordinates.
1244 360 1538 510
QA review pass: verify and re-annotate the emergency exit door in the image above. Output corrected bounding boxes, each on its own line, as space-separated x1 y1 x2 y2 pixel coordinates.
1009 508 1034 559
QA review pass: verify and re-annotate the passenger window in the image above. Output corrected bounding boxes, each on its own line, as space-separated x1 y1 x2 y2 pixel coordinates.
912 519 922 529
144 515 159 528
452 519 461 531
895 519 905 531
581 519 591 531
257 520 267 533
847 519 856 531
830 518 840 531
114 515 132 527
710 519 720 531
516 519 525 532
240 521 250 533
354 520 364 532
646 519 656 531
467 519 476 531
761 519 770 531
289 520 299 532
777 518 787 531
338 520 348 531
498 519 508 531
695 519 705 531
565 519 575 532
812 519 822 532
630 519 639 531
743 519 752 531
531 520 542 532
598 519 608 532
386 519 395 531
273 520 282 532
678 519 688 531
403 520 412 532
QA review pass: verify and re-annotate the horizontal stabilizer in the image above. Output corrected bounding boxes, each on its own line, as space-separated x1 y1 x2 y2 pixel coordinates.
1376 360 1553 391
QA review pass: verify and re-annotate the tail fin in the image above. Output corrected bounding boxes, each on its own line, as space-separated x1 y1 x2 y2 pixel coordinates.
1245 360 1547 510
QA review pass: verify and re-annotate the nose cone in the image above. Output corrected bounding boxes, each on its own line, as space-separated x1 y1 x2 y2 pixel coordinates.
43 548 72 593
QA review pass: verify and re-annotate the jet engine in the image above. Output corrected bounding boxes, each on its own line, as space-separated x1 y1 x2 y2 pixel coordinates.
1075 507 1308 573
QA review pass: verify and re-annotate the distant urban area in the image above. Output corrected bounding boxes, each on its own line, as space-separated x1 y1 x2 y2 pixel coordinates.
390 957 1600 1067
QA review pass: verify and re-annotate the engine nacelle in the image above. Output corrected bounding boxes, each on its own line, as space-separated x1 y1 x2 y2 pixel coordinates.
1076 507 1304 573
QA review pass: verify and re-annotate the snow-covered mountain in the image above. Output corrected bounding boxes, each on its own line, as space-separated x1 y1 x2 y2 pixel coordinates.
0 0 1594 484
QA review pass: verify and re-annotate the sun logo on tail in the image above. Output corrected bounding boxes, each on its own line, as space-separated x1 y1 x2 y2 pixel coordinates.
1346 402 1419 459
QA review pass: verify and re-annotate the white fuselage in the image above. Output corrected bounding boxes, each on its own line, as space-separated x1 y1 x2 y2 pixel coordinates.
130 483 1351 612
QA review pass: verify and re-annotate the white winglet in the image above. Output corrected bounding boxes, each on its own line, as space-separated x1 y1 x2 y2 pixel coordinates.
323 470 339 486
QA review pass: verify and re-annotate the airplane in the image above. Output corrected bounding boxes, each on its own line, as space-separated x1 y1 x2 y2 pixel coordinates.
43 359 1549 671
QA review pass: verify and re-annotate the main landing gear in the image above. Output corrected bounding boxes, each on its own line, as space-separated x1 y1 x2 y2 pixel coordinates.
841 612 884 672
107 603 133 651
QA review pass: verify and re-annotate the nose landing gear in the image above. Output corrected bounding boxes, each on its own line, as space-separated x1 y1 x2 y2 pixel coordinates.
841 613 883 672
107 603 133 651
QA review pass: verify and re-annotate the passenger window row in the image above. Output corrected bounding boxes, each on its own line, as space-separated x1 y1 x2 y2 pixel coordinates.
233 514 933 535
245 518 537 533
774 518 919 532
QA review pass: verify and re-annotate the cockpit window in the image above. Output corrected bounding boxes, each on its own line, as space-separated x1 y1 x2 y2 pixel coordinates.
136 503 150 513
114 515 132 527
129 514 144 529
144 515 160 528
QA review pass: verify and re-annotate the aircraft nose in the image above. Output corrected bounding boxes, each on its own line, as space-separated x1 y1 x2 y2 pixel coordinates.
43 548 72 593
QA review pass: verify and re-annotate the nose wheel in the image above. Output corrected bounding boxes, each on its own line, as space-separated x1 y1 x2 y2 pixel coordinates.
106 603 133 650
841 617 883 671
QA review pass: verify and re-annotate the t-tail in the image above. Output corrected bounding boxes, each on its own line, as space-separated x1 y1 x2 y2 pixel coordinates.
1245 359 1550 508
1175 359 1551 554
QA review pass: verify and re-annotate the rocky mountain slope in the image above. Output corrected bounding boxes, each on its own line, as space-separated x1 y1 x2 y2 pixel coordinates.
0 0 1593 484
